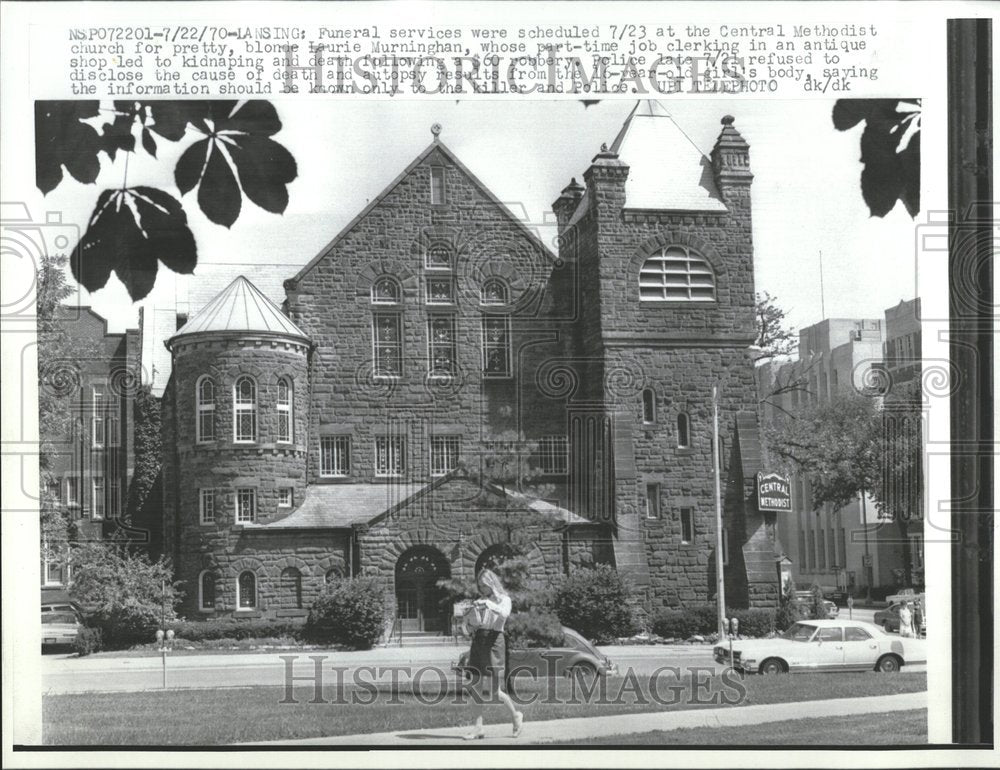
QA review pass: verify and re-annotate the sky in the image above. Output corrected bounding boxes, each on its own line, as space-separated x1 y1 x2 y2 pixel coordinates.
22 98 920 337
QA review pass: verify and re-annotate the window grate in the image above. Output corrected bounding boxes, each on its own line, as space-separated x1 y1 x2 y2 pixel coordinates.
639 246 716 302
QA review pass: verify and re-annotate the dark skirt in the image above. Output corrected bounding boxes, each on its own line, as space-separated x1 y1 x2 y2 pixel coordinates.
468 629 506 685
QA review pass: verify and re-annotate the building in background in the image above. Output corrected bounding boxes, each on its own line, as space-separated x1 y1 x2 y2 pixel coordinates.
41 307 140 591
758 316 908 596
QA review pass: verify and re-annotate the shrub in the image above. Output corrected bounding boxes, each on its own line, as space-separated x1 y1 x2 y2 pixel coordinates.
305 576 386 649
651 604 717 639
74 627 103 656
505 609 564 649
776 580 805 629
69 542 179 650
727 608 776 638
172 618 303 642
553 565 637 643
809 583 829 619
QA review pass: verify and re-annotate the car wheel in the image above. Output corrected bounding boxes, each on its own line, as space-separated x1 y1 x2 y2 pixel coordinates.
569 663 598 685
876 654 901 673
882 621 893 633
759 658 787 675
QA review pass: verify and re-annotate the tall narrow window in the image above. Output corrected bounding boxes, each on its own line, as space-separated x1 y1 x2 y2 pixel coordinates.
106 394 121 447
481 317 511 377
372 312 403 376
108 478 121 517
199 571 216 611
430 166 445 204
818 529 827 570
233 376 257 443
92 477 105 519
237 571 257 610
199 489 215 524
680 507 694 543
92 385 105 447
639 246 716 301
375 435 406 477
235 488 256 524
677 413 691 448
65 476 79 506
320 436 351 477
196 377 215 443
276 377 292 443
428 316 457 376
642 389 656 424
430 435 460 476
799 530 808 570
645 484 660 519
281 567 303 610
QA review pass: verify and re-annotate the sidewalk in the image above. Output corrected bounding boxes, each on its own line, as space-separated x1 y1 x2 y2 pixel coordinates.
240 691 927 746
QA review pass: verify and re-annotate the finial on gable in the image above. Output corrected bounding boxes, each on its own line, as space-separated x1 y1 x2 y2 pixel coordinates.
431 123 442 141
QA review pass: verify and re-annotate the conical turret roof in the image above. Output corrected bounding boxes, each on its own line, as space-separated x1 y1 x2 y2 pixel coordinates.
168 275 309 347
609 100 727 212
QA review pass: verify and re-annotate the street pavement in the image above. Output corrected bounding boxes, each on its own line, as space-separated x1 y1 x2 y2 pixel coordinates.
240 691 928 745
42 643 716 694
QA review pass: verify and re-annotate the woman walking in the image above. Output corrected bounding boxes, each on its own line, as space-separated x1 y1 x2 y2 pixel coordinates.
462 568 524 740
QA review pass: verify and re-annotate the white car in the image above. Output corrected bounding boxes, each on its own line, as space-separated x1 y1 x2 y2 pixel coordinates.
714 619 926 675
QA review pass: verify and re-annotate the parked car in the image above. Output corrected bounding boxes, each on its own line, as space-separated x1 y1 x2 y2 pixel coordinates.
713 619 926 674
874 603 927 635
453 626 615 683
41 602 83 650
793 592 840 619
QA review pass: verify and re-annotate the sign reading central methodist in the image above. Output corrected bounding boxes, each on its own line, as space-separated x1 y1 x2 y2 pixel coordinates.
161 102 783 632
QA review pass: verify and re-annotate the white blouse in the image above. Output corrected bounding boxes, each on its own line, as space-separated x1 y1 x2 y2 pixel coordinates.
465 594 512 632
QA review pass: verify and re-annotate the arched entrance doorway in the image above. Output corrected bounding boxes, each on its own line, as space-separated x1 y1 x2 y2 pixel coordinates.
395 545 451 633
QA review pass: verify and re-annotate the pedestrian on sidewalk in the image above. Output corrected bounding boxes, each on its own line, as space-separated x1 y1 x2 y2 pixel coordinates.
461 568 524 740
898 601 914 638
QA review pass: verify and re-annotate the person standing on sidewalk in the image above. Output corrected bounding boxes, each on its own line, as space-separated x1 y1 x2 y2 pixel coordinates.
462 568 523 740
898 601 915 637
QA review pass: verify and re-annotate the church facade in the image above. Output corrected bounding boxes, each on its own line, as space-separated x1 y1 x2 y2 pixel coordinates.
160 103 781 631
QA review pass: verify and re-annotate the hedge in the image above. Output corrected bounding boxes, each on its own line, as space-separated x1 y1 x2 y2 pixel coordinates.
304 576 386 649
171 618 304 642
505 610 564 649
74 627 103 656
553 565 638 644
651 605 777 639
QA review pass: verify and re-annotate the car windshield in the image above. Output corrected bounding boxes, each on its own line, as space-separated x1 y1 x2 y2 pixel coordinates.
42 612 78 625
780 623 817 641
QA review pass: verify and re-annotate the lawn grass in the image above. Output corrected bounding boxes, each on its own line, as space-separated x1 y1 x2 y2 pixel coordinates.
544 708 928 745
43 672 925 745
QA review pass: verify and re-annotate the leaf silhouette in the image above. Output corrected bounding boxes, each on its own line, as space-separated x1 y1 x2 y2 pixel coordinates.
833 99 921 219
35 101 102 194
72 187 197 301
100 101 143 160
173 100 297 227
147 101 210 141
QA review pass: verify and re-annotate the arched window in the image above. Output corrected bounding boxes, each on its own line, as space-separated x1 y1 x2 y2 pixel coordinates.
641 388 656 424
325 567 344 585
276 377 292 443
196 377 215 443
677 412 691 448
199 570 216 611
480 278 509 305
476 543 519 576
280 567 303 609
639 246 716 301
371 276 401 304
237 571 257 610
233 376 257 443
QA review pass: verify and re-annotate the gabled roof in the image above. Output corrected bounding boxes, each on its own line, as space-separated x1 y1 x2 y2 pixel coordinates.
243 473 593 530
290 139 555 285
167 275 309 348
570 101 727 222
612 101 727 212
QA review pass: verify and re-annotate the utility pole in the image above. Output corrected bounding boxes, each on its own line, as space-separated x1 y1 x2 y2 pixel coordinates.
712 385 727 638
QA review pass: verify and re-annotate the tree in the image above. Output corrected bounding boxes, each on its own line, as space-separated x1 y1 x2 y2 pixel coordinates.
553 564 638 643
753 291 798 364
69 541 179 649
764 393 882 511
36 100 298 301
833 99 921 218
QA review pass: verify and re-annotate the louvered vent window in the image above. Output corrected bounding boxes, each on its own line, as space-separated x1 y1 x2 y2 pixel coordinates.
639 246 716 302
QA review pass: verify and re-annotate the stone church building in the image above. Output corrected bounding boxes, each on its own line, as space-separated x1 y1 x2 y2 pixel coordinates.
161 102 781 632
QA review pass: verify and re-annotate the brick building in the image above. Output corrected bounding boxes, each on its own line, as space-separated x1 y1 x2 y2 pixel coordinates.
41 306 140 590
161 102 779 631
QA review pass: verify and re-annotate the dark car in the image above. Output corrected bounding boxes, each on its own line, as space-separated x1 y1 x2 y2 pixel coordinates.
454 626 615 684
